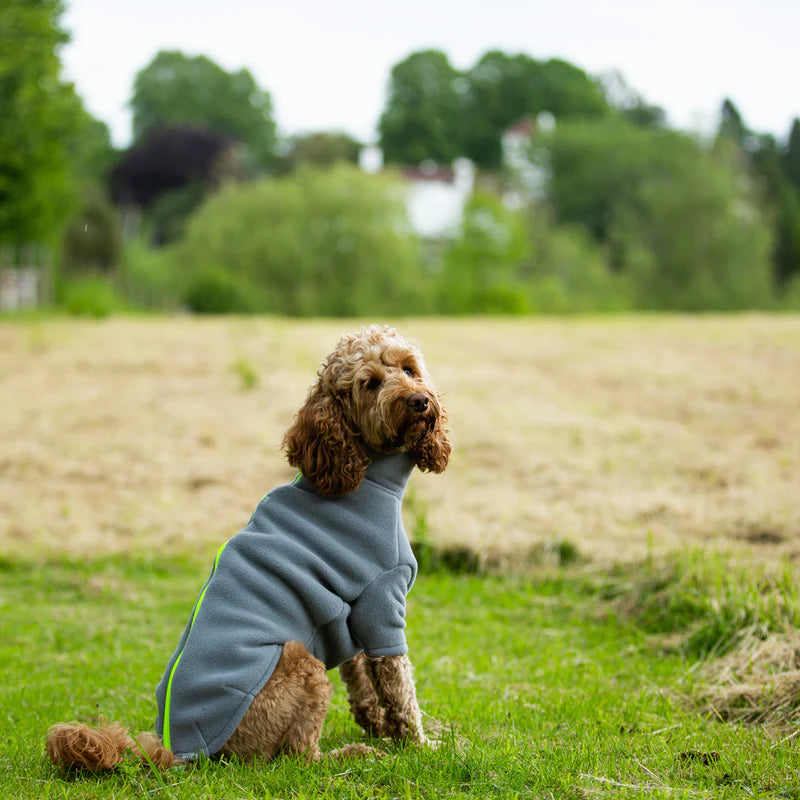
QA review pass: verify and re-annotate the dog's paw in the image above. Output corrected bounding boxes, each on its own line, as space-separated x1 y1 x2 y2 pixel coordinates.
328 743 386 760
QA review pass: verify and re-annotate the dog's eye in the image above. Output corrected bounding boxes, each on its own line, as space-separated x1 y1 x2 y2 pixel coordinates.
403 366 415 378
365 377 382 391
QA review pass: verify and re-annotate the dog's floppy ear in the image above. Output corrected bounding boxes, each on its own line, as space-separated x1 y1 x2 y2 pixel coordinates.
411 396 451 474
282 382 369 496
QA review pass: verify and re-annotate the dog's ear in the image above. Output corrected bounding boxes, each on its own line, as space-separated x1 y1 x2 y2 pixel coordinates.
411 396 451 474
282 383 369 496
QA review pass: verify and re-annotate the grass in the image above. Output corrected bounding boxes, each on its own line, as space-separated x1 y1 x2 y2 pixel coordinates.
3 552 800 799
2 314 800 797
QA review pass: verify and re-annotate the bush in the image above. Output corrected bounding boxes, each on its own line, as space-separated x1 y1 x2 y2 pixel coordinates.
439 193 631 313
439 191 532 313
527 216 633 312
184 268 255 313
120 241 182 309
175 165 426 316
59 276 126 317
60 190 122 274
782 274 800 309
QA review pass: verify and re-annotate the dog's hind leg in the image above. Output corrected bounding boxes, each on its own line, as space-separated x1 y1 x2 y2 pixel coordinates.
221 641 332 763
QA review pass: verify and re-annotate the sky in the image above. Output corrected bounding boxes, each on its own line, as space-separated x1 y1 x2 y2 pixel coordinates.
60 0 800 149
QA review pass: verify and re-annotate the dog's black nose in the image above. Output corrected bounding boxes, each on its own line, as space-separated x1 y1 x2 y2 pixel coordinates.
406 392 429 413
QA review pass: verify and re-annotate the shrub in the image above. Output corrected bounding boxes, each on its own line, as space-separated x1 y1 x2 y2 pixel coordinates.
439 191 532 313
184 268 255 313
59 276 126 317
60 190 122 274
175 165 425 316
527 216 633 312
120 241 182 309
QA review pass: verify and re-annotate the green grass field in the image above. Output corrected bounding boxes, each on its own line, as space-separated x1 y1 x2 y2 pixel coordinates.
2 315 800 798
3 553 799 799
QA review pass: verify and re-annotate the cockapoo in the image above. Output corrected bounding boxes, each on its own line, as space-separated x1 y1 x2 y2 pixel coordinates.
46 325 450 769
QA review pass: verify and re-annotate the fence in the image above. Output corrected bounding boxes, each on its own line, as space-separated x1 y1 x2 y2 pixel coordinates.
0 245 51 311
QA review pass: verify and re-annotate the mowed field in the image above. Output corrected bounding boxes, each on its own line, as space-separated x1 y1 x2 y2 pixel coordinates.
1 314 799 565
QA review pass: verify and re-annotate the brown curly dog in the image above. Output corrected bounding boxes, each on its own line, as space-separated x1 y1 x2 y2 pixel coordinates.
47 325 450 770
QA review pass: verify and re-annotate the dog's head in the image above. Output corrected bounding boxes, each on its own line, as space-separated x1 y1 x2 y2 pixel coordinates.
282 325 450 496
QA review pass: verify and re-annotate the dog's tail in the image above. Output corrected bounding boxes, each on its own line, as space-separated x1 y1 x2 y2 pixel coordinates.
46 720 177 771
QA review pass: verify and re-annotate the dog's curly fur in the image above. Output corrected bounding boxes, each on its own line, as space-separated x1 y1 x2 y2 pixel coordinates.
46 325 449 770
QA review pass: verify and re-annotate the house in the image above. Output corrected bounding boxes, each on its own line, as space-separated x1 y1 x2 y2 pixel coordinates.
501 113 553 208
359 112 552 238
360 146 475 239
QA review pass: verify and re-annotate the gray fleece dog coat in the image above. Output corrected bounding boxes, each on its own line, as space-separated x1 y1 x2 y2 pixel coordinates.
154 452 418 761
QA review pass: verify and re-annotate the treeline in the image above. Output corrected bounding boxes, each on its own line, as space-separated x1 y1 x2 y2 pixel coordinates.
2 1 799 315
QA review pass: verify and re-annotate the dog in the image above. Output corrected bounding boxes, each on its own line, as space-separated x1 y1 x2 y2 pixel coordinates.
46 325 450 769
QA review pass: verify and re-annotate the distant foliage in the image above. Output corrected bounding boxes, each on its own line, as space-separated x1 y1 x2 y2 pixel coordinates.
59 275 126 317
439 192 532 313
0 0 112 247
111 125 238 245
276 131 362 175
463 52 609 168
60 190 122 273
131 51 277 172
379 50 465 166
440 194 630 314
175 165 425 315
111 125 236 209
715 101 800 289
540 119 775 309
378 49 610 169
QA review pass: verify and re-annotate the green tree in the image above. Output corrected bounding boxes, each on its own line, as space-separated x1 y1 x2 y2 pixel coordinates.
176 165 424 315
715 104 800 288
0 0 103 248
378 50 464 165
540 119 774 309
131 51 277 172
748 133 800 285
784 118 800 194
601 71 665 129
718 98 748 147
276 131 361 175
462 52 609 168
439 191 531 312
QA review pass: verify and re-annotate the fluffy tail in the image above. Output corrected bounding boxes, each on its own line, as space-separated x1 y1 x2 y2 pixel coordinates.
46 721 177 771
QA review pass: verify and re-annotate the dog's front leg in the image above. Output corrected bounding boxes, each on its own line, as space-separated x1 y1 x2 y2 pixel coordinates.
339 653 386 737
363 653 426 744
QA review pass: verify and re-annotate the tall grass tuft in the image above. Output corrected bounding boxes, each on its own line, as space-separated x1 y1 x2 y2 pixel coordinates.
605 550 800 658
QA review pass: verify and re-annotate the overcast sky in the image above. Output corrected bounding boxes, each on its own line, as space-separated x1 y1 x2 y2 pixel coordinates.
61 0 800 149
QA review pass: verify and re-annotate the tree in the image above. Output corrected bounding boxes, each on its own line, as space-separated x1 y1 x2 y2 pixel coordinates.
176 165 425 315
718 98 749 147
378 50 465 165
715 104 800 287
276 131 361 175
111 124 239 244
784 118 800 194
601 71 665 128
131 51 277 172
440 192 531 312
462 52 609 168
111 125 237 208
0 0 105 249
539 119 774 309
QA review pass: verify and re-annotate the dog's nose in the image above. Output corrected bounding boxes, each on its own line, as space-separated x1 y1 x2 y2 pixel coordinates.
406 393 429 413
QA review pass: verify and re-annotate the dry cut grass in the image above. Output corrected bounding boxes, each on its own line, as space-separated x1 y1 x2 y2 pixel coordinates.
1 314 799 562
